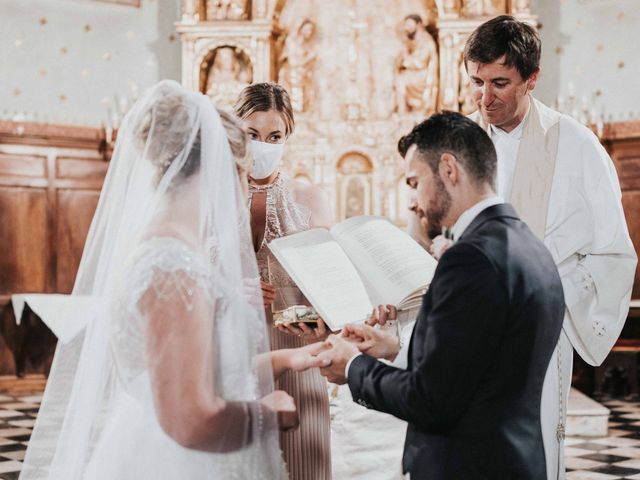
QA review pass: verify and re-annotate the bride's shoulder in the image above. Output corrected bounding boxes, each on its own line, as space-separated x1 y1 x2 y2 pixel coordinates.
127 234 207 280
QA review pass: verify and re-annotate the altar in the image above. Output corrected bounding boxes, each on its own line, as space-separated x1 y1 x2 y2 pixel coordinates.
177 0 534 226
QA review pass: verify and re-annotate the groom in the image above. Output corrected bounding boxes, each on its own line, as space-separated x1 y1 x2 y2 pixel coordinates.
318 112 565 479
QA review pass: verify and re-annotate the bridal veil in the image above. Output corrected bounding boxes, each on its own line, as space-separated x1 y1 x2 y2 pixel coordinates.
20 80 285 479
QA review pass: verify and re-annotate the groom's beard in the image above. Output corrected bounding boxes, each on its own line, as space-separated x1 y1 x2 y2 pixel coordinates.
425 175 452 240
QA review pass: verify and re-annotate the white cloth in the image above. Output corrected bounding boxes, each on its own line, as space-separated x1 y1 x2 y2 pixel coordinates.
11 294 95 344
486 99 637 480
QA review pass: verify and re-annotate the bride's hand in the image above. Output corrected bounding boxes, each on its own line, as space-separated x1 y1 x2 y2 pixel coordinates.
287 342 332 372
260 390 298 431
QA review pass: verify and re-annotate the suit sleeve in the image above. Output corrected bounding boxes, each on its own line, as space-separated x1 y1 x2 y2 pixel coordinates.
348 243 508 432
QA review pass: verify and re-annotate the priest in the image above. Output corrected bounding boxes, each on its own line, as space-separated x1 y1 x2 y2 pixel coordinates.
462 15 637 479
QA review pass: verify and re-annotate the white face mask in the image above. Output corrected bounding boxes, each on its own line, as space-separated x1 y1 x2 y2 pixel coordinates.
250 140 284 180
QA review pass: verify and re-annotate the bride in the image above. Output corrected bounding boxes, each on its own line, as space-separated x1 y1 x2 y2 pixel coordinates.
19 80 325 479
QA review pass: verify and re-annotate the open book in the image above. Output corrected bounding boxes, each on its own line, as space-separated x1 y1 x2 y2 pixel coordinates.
268 215 438 331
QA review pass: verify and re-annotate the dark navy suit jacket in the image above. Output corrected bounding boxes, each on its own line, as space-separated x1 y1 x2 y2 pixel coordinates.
348 203 565 479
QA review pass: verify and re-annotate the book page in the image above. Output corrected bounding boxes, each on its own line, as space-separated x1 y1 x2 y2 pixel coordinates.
331 216 437 306
268 229 374 331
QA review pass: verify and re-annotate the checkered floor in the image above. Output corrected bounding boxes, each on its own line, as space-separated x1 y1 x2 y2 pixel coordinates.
2 394 640 478
0 394 41 480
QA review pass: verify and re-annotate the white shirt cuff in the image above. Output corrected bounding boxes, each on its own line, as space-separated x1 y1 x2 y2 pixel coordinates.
345 353 363 379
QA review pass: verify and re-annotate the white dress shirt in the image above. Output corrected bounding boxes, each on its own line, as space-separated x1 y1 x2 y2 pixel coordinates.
490 109 527 200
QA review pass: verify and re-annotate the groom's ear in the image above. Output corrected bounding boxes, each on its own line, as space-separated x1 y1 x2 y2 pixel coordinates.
439 153 459 186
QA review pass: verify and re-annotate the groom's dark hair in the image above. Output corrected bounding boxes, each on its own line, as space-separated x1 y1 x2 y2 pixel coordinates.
398 111 497 189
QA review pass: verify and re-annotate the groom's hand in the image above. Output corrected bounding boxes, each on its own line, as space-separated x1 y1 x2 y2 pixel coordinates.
317 335 359 385
342 323 400 361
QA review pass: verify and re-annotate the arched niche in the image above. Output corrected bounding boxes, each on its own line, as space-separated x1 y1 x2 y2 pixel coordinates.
199 45 254 108
336 151 374 220
387 174 411 226
293 172 313 184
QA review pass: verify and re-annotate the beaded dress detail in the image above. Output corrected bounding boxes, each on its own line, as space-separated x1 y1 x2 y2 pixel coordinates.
249 175 331 480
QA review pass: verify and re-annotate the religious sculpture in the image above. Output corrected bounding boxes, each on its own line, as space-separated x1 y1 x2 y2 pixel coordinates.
463 0 506 16
458 56 476 114
394 14 439 115
181 0 198 22
512 0 531 14
205 0 247 20
278 19 319 113
205 46 251 109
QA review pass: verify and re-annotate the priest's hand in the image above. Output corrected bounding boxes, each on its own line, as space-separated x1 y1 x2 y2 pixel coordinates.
342 323 400 361
317 334 360 385
366 304 397 327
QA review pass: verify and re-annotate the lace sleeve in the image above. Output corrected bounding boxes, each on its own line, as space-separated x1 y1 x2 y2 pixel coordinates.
111 237 215 378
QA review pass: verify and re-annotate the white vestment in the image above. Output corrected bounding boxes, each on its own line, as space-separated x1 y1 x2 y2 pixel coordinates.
471 97 637 479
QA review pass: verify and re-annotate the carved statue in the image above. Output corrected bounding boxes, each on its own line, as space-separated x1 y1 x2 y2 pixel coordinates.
458 56 476 115
181 0 198 22
278 19 319 113
394 14 439 115
205 0 247 20
463 0 505 16
205 47 250 108
512 0 530 14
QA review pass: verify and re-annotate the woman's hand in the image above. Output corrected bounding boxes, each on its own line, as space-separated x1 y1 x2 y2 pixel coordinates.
287 342 332 372
270 342 331 379
260 390 298 431
261 281 276 307
277 317 330 342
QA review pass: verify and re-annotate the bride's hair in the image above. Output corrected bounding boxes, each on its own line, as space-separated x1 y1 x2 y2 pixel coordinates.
133 81 250 184
234 82 295 137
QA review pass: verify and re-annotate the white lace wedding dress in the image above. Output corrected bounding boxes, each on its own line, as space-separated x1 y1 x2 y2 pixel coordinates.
84 236 285 480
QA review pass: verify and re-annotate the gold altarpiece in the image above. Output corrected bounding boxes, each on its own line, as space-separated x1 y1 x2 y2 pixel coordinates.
177 0 535 225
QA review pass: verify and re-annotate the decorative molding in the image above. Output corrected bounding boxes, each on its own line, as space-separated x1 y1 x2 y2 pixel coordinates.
93 0 141 7
0 121 108 157
601 121 640 141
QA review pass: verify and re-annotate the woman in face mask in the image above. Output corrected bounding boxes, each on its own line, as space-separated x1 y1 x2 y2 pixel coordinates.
234 82 333 480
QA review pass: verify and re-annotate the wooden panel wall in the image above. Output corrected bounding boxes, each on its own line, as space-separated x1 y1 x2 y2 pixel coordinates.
603 121 640 300
0 121 109 374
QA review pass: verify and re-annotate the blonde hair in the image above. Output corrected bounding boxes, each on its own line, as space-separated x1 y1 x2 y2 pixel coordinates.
218 108 251 173
133 82 250 182
234 82 295 137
